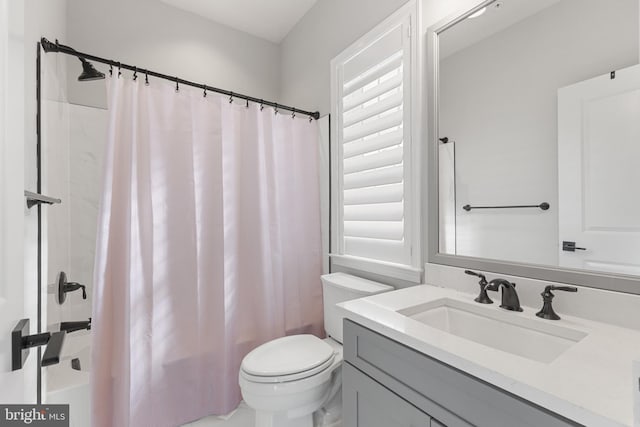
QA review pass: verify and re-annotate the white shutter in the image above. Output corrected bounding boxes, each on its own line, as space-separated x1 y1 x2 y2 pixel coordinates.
334 12 414 266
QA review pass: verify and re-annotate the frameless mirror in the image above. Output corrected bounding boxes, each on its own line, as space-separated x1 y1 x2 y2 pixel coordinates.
429 0 640 292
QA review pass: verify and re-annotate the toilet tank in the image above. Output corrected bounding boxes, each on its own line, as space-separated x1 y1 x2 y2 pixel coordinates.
322 273 393 343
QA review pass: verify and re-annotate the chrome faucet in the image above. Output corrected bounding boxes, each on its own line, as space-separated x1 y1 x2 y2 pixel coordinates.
486 279 523 312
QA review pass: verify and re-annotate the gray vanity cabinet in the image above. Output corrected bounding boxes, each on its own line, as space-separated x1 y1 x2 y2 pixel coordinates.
342 320 582 427
343 363 436 426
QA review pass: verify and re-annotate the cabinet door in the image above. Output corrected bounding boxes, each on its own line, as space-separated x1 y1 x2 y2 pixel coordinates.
343 363 432 427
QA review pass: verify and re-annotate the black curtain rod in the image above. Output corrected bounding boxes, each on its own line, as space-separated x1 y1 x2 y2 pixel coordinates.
40 37 321 120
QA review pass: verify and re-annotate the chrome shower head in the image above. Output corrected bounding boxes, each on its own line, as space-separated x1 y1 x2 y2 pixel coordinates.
78 58 105 81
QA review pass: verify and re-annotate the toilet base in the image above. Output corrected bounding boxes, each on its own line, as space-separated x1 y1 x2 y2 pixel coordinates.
255 410 313 427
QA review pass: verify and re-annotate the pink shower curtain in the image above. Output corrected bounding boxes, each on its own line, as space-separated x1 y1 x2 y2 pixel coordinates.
91 75 324 427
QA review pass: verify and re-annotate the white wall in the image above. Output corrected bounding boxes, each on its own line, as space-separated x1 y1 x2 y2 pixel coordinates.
278 0 480 287
0 0 67 403
279 0 410 115
440 0 639 266
63 0 483 115
279 0 640 295
1 0 483 401
27 0 69 402
426 262 640 331
278 0 483 116
65 0 281 108
0 0 29 403
44 101 107 334
25 0 68 191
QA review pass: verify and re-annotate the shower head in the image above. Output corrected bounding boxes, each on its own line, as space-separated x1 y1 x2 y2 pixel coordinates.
78 58 105 81
40 38 105 81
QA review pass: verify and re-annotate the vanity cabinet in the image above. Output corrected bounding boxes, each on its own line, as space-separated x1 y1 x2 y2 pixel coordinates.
342 320 582 427
343 363 437 426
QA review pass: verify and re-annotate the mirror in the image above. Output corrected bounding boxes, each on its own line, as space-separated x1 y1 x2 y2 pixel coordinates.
429 0 640 291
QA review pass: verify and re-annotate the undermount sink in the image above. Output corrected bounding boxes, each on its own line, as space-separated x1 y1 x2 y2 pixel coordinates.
398 298 588 363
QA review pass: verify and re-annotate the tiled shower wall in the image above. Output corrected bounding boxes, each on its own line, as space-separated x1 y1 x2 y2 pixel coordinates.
44 100 108 331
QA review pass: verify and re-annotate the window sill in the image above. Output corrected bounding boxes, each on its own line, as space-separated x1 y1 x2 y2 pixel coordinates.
330 254 423 283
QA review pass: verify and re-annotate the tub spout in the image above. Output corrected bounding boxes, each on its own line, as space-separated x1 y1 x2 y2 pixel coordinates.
60 318 91 334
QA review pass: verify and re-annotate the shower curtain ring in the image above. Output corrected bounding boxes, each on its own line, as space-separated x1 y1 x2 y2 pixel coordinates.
133 67 138 81
117 62 122 78
260 100 264 111
274 104 278 115
246 98 249 108
229 92 234 104
291 109 296 119
309 115 313 123
175 77 179 93
145 71 149 86
203 87 207 98
109 64 113 76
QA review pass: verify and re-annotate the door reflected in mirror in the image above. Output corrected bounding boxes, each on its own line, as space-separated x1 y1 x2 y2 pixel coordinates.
437 0 640 277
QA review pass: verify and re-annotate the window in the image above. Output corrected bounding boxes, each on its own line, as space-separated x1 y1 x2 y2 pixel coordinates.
331 1 421 281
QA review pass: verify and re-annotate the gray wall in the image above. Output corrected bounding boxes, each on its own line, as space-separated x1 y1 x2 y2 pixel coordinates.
439 0 639 266
65 0 280 108
63 0 486 115
278 0 481 287
279 0 410 115
278 0 485 116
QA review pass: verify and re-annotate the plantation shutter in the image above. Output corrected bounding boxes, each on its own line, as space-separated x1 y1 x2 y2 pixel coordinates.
337 16 413 265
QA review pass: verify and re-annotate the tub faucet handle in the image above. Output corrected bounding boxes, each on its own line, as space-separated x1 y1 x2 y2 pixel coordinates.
57 271 87 304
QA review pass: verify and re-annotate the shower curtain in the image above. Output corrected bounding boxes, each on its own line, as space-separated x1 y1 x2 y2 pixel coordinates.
91 75 324 427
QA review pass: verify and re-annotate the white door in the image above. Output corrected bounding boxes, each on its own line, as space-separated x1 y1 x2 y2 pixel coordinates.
558 64 640 276
0 0 37 403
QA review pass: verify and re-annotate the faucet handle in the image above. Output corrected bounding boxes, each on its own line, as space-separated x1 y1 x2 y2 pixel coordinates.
66 282 87 300
465 270 487 283
545 285 577 294
465 270 493 304
57 271 87 303
536 285 578 320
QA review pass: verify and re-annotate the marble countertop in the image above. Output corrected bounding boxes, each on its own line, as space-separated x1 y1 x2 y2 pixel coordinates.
337 285 640 427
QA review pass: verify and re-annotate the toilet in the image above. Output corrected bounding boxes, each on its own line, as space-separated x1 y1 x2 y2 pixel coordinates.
239 273 393 427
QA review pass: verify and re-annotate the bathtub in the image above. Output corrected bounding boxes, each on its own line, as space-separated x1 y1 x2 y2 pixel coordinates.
45 331 92 427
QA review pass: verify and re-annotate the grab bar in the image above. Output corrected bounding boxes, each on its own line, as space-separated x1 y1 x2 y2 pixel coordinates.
463 202 550 212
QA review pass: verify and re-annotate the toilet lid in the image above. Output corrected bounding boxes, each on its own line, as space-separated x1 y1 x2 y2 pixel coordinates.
241 335 335 378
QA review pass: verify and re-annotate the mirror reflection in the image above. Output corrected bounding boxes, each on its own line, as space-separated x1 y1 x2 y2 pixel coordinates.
437 0 640 276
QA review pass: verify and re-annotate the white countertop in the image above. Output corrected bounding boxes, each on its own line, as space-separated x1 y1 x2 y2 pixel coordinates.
337 285 640 427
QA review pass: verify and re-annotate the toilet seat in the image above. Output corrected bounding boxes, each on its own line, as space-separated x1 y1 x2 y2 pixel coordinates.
240 335 336 384
241 353 336 383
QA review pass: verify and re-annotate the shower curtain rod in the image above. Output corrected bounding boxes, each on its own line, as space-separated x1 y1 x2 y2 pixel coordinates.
40 37 321 120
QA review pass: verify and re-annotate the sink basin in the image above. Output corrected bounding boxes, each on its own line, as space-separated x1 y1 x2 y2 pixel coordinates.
398 298 587 363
